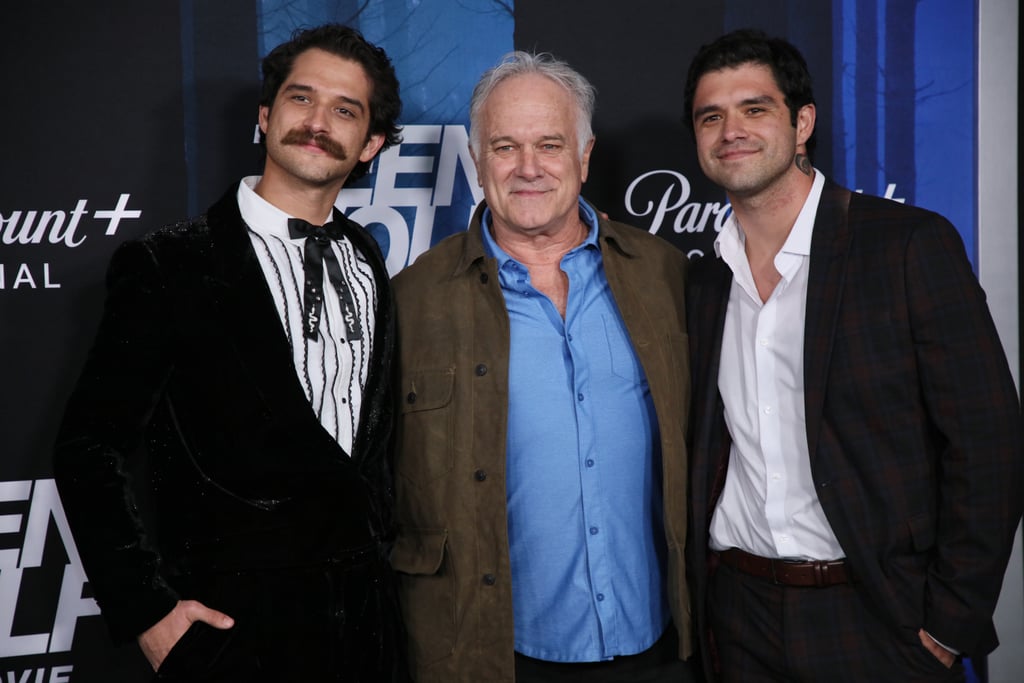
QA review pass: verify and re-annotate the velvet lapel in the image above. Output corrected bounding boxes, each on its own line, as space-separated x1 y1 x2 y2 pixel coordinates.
688 255 733 521
802 181 853 462
202 186 345 456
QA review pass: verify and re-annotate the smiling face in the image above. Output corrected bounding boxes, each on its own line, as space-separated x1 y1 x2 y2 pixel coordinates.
472 73 594 241
258 48 385 193
691 62 814 203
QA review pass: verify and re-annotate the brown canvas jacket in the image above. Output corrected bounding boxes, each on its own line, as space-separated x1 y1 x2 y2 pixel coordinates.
391 200 692 682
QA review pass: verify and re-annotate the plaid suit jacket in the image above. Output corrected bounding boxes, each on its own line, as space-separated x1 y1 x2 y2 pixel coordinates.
686 179 1022 670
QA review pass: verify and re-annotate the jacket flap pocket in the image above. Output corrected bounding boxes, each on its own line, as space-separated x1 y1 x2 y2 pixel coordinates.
391 528 448 575
400 368 455 414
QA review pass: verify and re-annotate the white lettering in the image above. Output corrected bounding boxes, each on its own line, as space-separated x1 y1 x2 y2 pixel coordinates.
624 169 734 236
434 125 482 206
625 170 690 234
883 183 906 203
1 211 43 244
0 196 133 249
0 481 31 567
0 669 72 683
0 567 49 657
338 124 481 271
12 265 35 289
854 183 906 204
6 206 90 248
674 201 731 234
0 480 100 657
674 202 707 233
347 206 411 277
94 193 142 236
0 264 60 290
372 125 442 207
44 264 60 289
49 559 97 652
49 667 72 683
0 212 18 244
49 200 89 247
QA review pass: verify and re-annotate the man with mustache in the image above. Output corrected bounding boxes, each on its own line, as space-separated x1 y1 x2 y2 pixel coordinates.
390 52 699 682
53 24 405 682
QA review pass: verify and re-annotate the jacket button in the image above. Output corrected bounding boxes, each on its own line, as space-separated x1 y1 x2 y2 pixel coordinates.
475 364 488 376
479 272 489 284
482 573 496 585
406 391 417 404
474 469 487 481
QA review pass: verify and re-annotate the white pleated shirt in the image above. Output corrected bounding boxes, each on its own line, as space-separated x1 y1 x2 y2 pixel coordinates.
236 176 375 455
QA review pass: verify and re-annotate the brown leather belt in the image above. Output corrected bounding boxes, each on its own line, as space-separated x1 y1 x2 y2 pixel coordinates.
717 548 852 587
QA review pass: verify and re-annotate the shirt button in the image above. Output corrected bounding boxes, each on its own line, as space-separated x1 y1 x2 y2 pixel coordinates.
759 338 769 346
577 392 584 402
475 364 488 376
596 593 605 602
586 459 594 468
474 469 487 482
589 526 599 535
770 472 781 481
764 405 773 415
482 574 496 586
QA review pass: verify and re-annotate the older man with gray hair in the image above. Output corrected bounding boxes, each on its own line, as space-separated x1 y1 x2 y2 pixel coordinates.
389 51 700 682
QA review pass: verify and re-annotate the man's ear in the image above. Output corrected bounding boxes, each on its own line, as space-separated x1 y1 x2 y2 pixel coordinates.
795 103 816 147
359 132 387 163
258 105 270 136
579 136 596 183
469 146 483 188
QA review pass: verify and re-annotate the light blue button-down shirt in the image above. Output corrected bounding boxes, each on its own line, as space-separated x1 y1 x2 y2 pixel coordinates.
482 200 669 662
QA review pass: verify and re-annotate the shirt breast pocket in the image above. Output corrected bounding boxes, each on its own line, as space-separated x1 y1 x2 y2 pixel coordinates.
602 313 647 385
397 367 456 485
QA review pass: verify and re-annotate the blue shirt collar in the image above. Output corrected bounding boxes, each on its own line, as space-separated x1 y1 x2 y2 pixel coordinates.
480 198 600 265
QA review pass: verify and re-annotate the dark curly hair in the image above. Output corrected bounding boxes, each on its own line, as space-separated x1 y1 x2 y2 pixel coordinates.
683 29 816 158
260 24 402 179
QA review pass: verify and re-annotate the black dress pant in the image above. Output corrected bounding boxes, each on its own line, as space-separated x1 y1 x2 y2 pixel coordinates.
153 551 407 682
708 561 964 683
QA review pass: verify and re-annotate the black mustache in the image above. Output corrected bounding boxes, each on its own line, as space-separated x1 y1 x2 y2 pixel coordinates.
280 128 348 160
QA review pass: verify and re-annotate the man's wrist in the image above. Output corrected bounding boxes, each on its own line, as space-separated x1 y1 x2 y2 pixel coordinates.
924 630 959 656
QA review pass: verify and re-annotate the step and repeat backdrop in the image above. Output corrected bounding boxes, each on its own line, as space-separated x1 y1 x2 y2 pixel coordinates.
1 0 1016 680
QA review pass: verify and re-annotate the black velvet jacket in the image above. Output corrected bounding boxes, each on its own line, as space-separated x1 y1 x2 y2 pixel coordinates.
54 185 397 644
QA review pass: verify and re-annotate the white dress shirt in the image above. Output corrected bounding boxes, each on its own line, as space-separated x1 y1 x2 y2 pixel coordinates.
236 176 375 455
710 169 845 561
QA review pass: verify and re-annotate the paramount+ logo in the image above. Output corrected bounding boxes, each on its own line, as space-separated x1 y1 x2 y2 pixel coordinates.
0 479 99 675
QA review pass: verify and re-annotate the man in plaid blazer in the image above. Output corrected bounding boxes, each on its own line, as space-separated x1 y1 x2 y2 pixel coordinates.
684 29 1022 682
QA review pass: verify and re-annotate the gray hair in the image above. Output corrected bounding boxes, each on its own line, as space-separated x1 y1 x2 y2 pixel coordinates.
468 51 597 158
